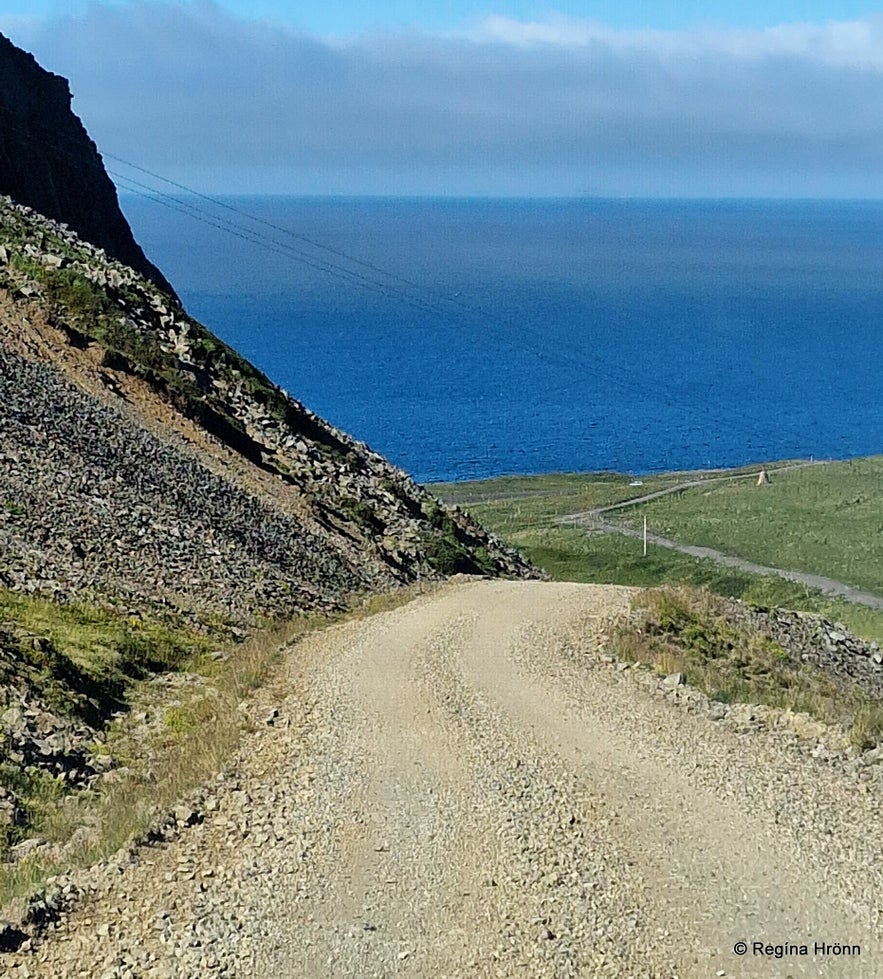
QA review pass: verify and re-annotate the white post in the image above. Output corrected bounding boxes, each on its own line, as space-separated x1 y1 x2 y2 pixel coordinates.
643 516 647 557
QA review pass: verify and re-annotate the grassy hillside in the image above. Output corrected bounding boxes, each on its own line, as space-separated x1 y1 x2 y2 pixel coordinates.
431 459 883 643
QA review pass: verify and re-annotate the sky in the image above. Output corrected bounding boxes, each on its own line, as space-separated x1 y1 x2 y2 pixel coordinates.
4 1 883 197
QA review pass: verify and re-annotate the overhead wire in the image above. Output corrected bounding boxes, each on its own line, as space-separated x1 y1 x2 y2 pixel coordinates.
104 153 635 389
0 105 756 432
107 169 449 318
0 104 717 411
106 156 728 425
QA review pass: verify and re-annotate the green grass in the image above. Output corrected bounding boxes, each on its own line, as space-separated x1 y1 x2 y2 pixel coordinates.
432 461 800 509
428 460 883 644
434 470 674 510
0 590 209 680
613 457 883 595
612 587 883 747
0 583 432 911
0 591 214 863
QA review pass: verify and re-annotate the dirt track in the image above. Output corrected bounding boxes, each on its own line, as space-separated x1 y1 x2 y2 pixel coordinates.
14 580 883 978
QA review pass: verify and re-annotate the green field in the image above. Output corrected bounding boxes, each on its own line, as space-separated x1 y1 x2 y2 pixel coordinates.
429 456 883 643
616 456 883 595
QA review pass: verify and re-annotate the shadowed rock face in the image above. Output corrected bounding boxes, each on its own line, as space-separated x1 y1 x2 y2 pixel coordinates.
0 33 176 298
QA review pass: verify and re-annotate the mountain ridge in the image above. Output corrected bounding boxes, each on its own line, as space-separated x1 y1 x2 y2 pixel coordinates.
0 32 175 297
0 193 535 629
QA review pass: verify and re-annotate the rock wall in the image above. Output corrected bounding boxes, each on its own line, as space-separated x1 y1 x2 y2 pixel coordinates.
0 33 175 297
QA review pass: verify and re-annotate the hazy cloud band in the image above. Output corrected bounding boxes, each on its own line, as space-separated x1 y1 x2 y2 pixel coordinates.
5 2 883 196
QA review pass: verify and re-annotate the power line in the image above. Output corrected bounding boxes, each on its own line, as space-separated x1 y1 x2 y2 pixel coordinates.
105 154 654 392
0 106 768 432
108 170 449 319
0 103 717 408
106 158 698 411
106 165 642 399
105 151 483 310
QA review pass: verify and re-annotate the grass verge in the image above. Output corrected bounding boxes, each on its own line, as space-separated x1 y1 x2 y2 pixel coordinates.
0 583 430 911
614 456 883 595
0 590 211 680
611 587 883 748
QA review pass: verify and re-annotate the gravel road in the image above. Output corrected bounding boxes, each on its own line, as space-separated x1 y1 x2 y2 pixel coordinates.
11 579 883 978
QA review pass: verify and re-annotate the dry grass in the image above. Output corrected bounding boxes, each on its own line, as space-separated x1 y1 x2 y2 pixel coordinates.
612 586 883 748
0 583 430 911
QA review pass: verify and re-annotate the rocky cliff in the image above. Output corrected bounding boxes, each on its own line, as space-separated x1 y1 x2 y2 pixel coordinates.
0 33 174 297
0 39 539 921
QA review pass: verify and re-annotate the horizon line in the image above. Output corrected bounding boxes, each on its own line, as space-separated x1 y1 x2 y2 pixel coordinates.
116 191 883 204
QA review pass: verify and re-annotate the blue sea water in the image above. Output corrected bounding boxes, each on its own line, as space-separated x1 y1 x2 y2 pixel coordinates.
122 197 883 483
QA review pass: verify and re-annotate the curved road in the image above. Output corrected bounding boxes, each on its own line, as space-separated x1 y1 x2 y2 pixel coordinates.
18 580 882 978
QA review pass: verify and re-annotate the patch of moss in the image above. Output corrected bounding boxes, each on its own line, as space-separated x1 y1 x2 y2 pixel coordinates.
339 495 383 533
42 267 108 324
0 764 65 854
0 630 121 728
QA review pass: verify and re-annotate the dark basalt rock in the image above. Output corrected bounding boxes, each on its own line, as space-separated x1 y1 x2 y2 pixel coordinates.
0 33 176 298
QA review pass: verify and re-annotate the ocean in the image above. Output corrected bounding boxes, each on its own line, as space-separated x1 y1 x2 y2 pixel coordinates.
121 197 883 483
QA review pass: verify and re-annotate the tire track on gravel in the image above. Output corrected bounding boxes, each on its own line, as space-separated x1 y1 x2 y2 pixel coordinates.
14 579 883 979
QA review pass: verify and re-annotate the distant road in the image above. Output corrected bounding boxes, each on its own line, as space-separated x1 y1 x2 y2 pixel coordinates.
561 460 883 611
435 460 821 508
585 460 824 515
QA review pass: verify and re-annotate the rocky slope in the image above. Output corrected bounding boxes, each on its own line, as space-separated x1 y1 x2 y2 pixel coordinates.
0 33 174 296
725 599 883 699
0 36 535 894
0 196 534 890
0 195 534 628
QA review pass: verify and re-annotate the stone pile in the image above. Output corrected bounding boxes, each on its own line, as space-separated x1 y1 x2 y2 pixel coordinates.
725 599 883 700
0 698 99 791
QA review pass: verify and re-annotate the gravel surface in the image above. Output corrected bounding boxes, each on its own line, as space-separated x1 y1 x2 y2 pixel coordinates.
9 580 883 977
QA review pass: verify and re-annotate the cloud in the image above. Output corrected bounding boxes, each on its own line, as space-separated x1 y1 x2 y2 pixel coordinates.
470 14 883 71
9 1 883 196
